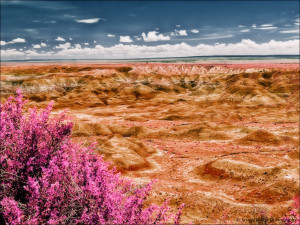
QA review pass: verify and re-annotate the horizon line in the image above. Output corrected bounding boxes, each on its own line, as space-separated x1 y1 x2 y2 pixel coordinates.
1 54 300 62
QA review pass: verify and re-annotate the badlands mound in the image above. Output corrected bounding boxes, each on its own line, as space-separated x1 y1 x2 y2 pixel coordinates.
72 122 113 136
195 158 299 204
99 135 156 171
237 129 298 146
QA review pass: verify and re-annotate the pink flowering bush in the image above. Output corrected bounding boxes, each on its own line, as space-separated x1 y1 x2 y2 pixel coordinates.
0 90 183 224
283 196 300 225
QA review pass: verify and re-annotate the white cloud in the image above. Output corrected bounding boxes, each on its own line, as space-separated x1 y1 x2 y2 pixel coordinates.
69 38 73 40
41 43 47 47
75 18 103 23
1 49 25 58
84 43 89 46
141 31 170 42
24 50 39 56
176 25 180 27
134 36 142 41
178 30 188 36
2 39 298 61
240 29 250 32
32 44 41 49
74 44 81 48
1 41 7 46
252 24 277 30
280 29 299 34
285 36 299 39
238 25 245 28
171 29 188 36
23 50 53 58
255 26 278 30
9 38 26 43
55 37 66 41
197 34 234 40
107 34 115 37
261 24 273 27
119 36 133 43
191 29 199 33
94 40 97 43
55 42 71 49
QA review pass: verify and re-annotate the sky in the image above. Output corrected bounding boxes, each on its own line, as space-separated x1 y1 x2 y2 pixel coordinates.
1 0 299 60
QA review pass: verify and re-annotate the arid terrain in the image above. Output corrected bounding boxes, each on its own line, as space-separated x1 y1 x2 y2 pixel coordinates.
1 62 299 224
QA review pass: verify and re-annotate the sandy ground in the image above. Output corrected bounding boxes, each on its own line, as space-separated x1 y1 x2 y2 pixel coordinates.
1 63 299 224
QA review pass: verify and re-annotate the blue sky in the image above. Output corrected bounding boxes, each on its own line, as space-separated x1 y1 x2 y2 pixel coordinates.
1 0 299 60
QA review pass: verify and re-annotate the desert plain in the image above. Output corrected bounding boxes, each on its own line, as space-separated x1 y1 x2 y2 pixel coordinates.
0 62 299 224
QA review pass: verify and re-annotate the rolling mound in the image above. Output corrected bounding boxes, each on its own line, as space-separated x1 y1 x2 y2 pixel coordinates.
195 158 299 204
99 135 156 171
236 129 298 146
124 126 154 138
72 122 113 136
